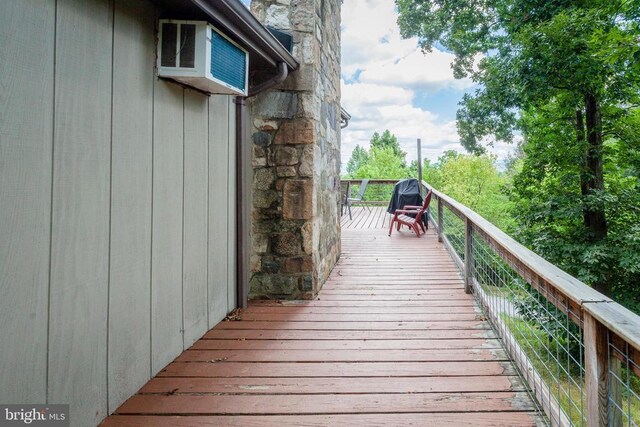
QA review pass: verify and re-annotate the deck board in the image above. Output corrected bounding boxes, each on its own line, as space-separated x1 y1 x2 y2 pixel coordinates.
102 413 544 427
102 227 542 426
342 206 390 229
154 360 519 378
138 375 524 394
190 338 503 350
115 392 536 414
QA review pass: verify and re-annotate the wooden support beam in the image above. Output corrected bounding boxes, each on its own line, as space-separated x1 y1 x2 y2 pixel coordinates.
437 198 443 243
235 97 249 309
464 218 472 294
417 139 422 196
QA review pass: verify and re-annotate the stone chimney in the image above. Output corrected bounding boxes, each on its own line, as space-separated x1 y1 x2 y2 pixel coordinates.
249 0 342 299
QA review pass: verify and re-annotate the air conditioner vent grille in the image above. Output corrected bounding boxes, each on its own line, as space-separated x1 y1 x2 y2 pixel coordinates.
158 20 248 95
179 24 196 68
161 23 177 67
210 31 246 92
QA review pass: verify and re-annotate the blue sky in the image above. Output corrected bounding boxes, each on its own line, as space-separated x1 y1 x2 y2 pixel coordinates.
339 0 483 165
243 0 512 165
414 88 468 121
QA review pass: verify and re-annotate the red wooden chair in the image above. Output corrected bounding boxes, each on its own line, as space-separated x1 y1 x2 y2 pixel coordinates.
388 190 432 237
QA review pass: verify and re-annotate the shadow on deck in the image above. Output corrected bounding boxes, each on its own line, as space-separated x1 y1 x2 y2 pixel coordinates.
102 217 543 426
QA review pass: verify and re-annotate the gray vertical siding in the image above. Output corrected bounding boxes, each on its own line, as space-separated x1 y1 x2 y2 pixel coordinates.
48 0 113 424
227 101 239 312
182 90 210 348
208 96 232 325
150 76 185 376
0 0 238 425
0 0 55 405
107 0 155 414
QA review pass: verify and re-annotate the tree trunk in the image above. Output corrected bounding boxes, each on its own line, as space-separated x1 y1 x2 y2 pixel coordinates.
584 93 609 296
575 109 590 227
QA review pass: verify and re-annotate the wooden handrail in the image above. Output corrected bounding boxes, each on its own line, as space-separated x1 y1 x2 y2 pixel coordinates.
423 181 611 306
340 179 403 206
421 180 640 427
341 178 400 185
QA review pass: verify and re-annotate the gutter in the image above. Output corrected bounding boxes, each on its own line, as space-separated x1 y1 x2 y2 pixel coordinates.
248 63 288 97
219 0 298 70
340 107 351 129
189 0 298 71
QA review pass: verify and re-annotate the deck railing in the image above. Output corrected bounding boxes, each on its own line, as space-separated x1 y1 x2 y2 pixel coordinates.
421 181 640 427
341 178 401 205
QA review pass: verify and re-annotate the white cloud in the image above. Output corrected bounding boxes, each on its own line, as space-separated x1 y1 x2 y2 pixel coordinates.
341 0 416 78
341 81 459 166
359 49 474 92
339 0 506 170
342 82 414 107
340 0 473 93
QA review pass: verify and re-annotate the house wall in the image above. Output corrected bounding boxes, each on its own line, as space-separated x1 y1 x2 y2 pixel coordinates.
0 0 237 425
248 0 342 299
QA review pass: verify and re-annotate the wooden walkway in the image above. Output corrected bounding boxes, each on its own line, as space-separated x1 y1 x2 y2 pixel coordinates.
341 205 390 229
102 227 542 426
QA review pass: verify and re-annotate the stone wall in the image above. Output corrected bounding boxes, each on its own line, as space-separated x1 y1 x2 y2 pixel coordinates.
249 0 342 299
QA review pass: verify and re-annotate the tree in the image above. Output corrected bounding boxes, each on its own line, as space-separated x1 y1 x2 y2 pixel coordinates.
396 0 640 296
345 130 409 179
352 146 410 180
370 130 407 165
512 102 640 312
344 130 414 202
346 145 369 177
424 152 514 231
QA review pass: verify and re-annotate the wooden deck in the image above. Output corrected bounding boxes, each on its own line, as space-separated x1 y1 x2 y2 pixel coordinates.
341 205 390 229
102 226 542 426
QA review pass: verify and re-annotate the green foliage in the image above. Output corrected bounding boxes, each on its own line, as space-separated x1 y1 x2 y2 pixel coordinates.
370 130 407 164
397 0 640 149
344 130 414 202
512 108 640 312
512 285 583 370
352 146 410 180
424 151 515 231
346 145 369 176
345 130 410 180
397 0 640 305
352 146 413 202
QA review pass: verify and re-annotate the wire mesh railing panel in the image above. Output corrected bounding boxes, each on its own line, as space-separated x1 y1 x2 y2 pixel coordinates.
346 182 397 205
471 228 586 426
440 204 465 262
362 183 396 204
429 198 439 225
423 183 640 426
608 334 640 426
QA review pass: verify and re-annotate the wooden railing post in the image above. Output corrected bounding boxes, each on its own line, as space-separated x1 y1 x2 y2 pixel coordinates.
417 139 422 196
437 197 443 243
584 312 609 427
464 217 472 294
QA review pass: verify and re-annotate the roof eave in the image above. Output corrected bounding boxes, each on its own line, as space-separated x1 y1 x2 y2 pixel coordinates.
190 0 299 71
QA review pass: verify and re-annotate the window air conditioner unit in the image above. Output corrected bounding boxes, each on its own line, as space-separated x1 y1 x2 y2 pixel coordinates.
158 20 248 96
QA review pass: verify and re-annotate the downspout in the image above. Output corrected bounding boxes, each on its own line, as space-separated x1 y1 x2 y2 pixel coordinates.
235 62 288 309
247 62 288 97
